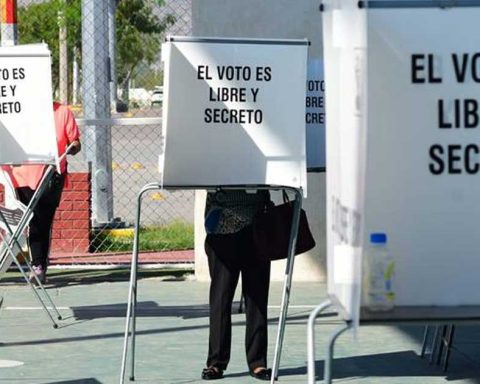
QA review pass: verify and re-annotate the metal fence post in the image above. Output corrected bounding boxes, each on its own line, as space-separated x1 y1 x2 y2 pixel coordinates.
82 0 114 226
58 5 68 104
108 0 118 110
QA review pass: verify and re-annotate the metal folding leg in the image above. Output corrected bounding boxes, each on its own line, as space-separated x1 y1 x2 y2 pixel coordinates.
423 324 455 371
307 298 351 384
434 324 456 371
324 323 351 384
436 325 448 365
307 299 333 384
420 326 431 358
429 326 441 364
442 325 455 372
0 165 63 327
120 182 161 383
271 188 303 383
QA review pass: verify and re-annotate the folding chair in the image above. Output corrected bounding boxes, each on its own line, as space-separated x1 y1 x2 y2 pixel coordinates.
0 166 62 328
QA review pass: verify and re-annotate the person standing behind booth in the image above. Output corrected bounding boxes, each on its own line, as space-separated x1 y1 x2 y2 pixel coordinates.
202 189 272 381
9 102 81 284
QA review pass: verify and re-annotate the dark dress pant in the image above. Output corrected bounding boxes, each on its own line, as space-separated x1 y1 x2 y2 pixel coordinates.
16 173 65 269
205 226 271 371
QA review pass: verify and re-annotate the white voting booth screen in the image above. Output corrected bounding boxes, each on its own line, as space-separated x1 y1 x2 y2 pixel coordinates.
324 1 367 324
325 1 480 323
0 44 58 166
306 59 326 170
160 37 308 191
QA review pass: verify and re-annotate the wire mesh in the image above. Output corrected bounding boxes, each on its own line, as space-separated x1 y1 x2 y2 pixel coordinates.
11 0 194 265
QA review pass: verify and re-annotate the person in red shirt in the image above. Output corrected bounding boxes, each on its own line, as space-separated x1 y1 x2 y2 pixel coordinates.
10 102 81 283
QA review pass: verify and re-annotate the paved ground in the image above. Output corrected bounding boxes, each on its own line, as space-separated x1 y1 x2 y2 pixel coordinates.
1 269 480 384
49 250 194 265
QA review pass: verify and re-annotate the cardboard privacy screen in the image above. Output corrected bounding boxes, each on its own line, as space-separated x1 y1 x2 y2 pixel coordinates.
160 36 308 192
324 1 480 323
0 44 58 166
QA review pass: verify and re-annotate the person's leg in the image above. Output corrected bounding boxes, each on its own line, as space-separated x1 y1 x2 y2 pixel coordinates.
37 201 59 270
240 229 271 372
39 174 65 270
205 233 241 372
16 187 43 267
16 174 64 272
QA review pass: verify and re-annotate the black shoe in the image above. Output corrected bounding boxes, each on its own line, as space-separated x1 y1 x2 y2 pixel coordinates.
250 368 272 381
202 366 224 380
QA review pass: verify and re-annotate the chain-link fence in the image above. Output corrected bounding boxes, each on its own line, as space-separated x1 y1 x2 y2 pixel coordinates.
14 0 194 264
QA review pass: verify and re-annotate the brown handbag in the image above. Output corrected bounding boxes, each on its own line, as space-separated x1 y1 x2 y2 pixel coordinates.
252 192 316 261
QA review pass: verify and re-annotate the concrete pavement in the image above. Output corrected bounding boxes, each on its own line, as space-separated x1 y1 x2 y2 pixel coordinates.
1 269 480 383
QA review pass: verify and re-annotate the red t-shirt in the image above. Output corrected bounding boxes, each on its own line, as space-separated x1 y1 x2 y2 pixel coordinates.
10 102 80 189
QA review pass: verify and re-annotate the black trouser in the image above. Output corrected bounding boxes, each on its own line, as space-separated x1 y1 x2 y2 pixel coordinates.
205 226 271 371
16 173 65 269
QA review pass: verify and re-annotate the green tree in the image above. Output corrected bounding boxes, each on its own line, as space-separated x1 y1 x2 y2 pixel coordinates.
116 0 175 101
17 0 174 103
18 0 81 95
132 62 164 91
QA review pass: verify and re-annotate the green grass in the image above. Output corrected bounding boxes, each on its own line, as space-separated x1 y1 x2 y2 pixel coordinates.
92 221 194 253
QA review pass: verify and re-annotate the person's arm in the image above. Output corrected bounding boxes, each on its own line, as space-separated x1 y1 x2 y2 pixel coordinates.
67 139 81 155
62 104 81 156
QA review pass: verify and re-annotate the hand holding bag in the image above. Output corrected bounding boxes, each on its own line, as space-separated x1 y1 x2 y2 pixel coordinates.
252 191 316 261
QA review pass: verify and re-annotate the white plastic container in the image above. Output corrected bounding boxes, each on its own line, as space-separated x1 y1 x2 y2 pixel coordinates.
364 233 395 311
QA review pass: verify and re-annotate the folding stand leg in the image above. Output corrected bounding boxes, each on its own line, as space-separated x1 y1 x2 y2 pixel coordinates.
130 252 138 382
436 325 448 365
442 325 455 372
429 326 441 364
324 323 351 384
271 188 303 383
420 326 431 358
120 182 161 383
307 299 333 384
119 241 137 383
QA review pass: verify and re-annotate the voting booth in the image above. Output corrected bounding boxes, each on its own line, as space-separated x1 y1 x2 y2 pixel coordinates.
0 43 62 327
308 1 480 383
0 44 58 166
306 58 326 170
120 36 309 383
160 36 308 189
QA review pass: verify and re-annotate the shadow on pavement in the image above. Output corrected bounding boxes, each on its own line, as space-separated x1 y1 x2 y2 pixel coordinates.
0 267 193 288
42 379 102 384
71 301 211 320
292 351 480 382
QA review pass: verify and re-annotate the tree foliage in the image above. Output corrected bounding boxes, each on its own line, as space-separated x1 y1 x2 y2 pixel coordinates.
116 0 175 98
17 0 174 101
18 0 81 93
